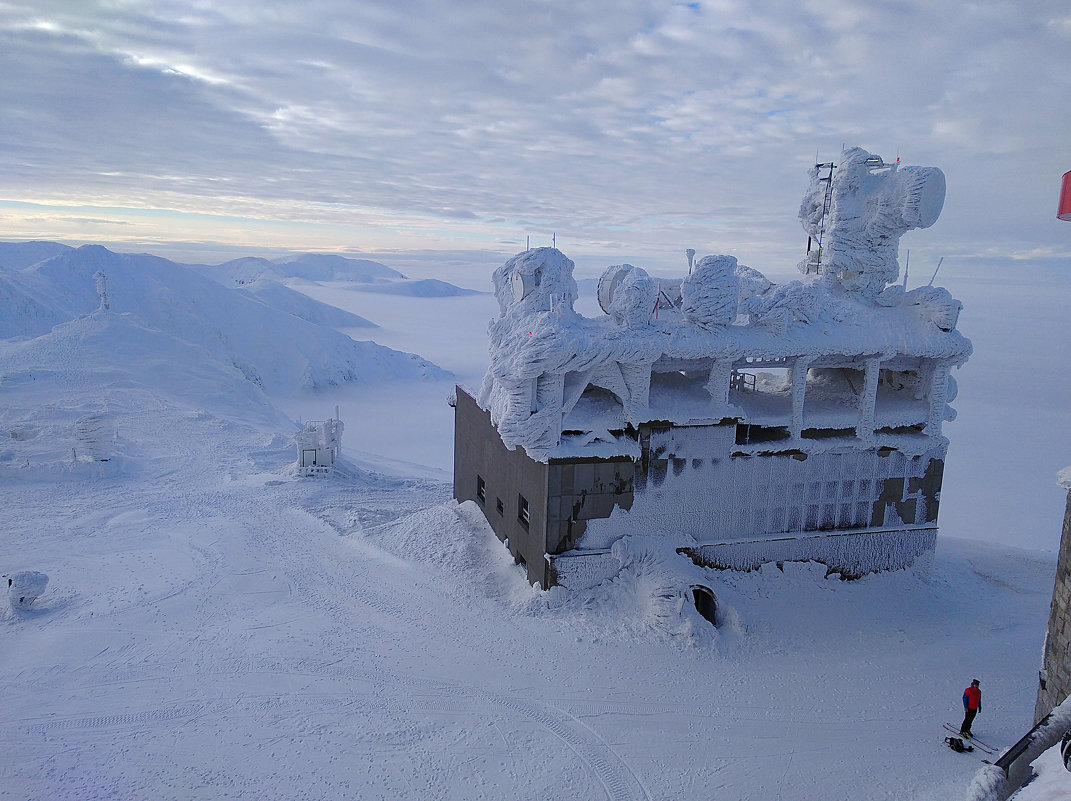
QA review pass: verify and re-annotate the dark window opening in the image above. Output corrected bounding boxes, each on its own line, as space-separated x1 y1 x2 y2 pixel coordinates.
801 427 856 440
476 475 486 503
496 498 504 516
736 424 791 445
518 495 530 528
691 586 718 627
874 424 925 436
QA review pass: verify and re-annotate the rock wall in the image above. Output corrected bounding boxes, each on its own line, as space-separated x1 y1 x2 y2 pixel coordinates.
1035 488 1071 721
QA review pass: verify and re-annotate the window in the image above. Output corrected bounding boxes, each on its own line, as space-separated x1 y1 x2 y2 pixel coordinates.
496 498 504 516
476 475 486 504
518 495 530 528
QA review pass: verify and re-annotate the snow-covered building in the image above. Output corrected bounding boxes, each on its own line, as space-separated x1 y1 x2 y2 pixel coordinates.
295 413 343 476
454 148 971 588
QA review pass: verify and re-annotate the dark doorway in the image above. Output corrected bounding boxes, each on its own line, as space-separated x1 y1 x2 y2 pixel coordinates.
691 586 718 627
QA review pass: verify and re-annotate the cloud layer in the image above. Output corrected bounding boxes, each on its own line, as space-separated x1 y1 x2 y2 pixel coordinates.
2 1 1069 270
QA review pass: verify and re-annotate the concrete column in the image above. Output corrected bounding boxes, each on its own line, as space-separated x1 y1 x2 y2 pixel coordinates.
705 360 733 414
857 357 881 439
790 358 811 437
925 362 950 436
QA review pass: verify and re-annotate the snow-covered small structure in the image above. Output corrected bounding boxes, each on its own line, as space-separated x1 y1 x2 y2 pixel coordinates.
6 571 48 610
71 413 117 461
454 148 971 588
295 412 343 476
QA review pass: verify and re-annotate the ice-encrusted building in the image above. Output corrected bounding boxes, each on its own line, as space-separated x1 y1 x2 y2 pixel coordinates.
454 148 972 589
295 413 343 476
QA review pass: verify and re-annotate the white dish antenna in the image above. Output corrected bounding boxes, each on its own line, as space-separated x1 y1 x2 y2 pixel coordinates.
511 271 536 302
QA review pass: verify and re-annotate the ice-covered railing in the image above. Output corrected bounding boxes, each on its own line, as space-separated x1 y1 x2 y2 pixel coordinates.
477 150 971 461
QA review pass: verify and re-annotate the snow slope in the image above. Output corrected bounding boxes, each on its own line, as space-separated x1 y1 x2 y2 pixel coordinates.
236 278 378 328
0 244 446 391
0 242 1067 801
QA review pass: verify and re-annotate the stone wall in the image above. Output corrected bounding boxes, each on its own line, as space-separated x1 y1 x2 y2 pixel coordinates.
1035 488 1071 721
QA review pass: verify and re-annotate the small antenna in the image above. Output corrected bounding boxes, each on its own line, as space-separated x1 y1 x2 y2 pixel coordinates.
552 232 556 248
902 250 909 288
526 235 530 250
927 257 944 286
686 248 696 274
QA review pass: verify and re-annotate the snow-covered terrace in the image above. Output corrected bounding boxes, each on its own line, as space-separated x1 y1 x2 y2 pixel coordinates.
479 148 971 462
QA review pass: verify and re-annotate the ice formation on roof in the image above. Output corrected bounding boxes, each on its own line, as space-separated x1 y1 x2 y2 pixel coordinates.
798 147 946 297
477 149 970 461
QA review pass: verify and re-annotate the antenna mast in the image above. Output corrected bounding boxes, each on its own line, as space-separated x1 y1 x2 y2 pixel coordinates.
927 257 944 286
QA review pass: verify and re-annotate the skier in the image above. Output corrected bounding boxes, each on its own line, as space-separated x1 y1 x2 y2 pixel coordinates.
960 679 981 737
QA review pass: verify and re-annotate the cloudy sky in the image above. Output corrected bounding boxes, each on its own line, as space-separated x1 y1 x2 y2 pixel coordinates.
1 0 1069 271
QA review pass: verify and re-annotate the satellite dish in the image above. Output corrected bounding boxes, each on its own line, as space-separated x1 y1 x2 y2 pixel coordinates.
511 271 536 302
597 265 631 314
900 166 946 228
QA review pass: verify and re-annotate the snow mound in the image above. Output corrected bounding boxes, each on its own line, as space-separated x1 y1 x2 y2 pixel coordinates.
1 245 448 392
6 570 48 609
236 279 377 328
367 500 539 607
0 311 291 479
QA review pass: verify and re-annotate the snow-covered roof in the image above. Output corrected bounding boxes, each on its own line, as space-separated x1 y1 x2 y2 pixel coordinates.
477 148 971 459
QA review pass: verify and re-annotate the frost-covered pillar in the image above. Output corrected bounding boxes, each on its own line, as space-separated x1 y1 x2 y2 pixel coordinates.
619 362 652 422
856 357 882 439
705 360 733 415
790 358 811 437
925 361 951 436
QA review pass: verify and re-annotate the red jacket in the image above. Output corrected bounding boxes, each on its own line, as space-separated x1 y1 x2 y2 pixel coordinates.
963 686 981 711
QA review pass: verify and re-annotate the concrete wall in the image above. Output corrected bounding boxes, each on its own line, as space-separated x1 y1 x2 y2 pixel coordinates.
456 386 946 588
454 388 550 586
546 458 634 555
1035 489 1071 721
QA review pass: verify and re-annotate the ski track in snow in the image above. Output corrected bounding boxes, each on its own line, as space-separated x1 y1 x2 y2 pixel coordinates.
0 393 655 801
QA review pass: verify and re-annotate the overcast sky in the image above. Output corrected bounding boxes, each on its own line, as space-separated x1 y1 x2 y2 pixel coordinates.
1 1 1069 272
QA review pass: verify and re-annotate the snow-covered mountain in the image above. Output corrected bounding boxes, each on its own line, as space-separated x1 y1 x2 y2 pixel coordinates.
0 239 74 270
188 250 480 299
199 253 406 285
349 277 482 297
0 244 446 391
235 278 378 328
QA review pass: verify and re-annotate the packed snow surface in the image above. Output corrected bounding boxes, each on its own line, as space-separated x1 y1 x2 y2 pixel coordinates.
1 241 1068 800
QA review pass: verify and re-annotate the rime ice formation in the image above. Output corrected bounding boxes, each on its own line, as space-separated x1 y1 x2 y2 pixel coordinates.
467 149 970 584
797 147 946 297
6 570 48 609
478 150 967 462
598 265 657 330
680 255 740 329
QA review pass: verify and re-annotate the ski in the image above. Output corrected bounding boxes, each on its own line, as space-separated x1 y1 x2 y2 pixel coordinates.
943 723 997 754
